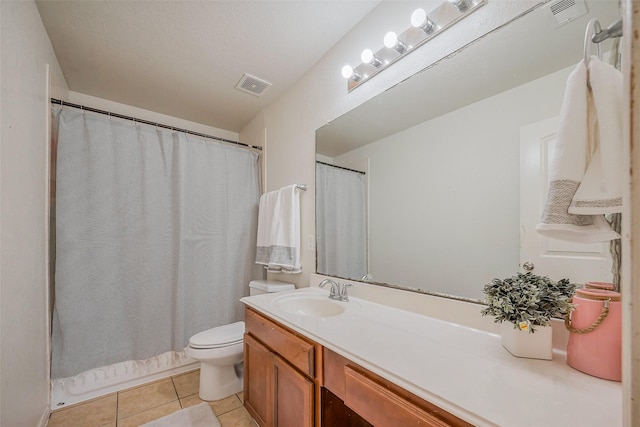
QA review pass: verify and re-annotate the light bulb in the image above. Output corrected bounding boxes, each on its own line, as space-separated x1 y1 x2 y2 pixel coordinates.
361 49 374 64
411 8 426 27
341 65 354 79
383 31 406 53
341 65 361 81
411 8 434 33
361 49 382 67
384 31 398 49
447 0 469 11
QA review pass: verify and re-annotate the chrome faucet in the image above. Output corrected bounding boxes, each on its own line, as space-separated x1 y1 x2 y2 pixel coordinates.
319 279 340 300
319 279 352 302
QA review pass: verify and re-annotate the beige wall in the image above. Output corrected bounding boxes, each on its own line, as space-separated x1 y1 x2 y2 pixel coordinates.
0 1 69 426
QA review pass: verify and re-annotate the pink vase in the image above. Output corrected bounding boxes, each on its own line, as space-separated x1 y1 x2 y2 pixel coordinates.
566 289 621 381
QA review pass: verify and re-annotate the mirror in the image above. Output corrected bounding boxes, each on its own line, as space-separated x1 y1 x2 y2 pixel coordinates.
316 1 620 301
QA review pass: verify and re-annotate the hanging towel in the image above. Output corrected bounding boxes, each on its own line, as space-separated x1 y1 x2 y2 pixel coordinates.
255 185 301 273
570 57 623 214
536 56 622 243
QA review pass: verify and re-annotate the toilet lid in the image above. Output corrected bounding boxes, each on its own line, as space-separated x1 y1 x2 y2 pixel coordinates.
189 321 245 349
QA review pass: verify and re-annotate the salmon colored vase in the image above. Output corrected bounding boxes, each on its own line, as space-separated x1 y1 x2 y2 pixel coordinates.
566 288 622 382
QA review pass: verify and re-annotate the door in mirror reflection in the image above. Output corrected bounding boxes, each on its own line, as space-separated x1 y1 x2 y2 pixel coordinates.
316 162 368 281
520 117 613 283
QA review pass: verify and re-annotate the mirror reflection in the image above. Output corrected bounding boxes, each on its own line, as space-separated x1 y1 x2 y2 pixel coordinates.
315 1 620 301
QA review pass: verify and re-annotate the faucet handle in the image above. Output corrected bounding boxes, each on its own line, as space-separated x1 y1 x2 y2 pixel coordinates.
330 282 340 296
339 283 353 300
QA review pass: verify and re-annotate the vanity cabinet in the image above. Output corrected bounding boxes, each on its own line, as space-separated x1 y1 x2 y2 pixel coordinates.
244 307 320 427
244 306 472 427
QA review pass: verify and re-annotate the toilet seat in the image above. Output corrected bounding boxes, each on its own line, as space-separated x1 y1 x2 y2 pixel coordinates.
189 321 245 349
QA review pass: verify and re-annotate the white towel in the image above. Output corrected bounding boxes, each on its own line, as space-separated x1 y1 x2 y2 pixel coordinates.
255 185 301 273
570 57 623 214
536 56 621 243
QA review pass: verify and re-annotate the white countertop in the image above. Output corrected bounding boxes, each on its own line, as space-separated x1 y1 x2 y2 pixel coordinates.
241 287 622 427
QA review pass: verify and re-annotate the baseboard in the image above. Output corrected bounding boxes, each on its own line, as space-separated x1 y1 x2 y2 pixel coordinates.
38 405 51 427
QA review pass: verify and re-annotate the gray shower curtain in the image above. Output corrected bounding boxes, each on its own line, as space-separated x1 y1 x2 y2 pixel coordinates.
51 105 261 379
316 163 367 281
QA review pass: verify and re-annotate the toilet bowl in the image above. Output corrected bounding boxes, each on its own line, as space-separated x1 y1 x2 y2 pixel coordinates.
188 280 295 401
187 321 245 401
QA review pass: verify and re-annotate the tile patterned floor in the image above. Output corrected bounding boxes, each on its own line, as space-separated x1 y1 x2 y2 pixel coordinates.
47 369 255 427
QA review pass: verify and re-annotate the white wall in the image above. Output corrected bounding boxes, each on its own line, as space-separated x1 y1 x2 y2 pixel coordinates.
334 66 572 300
239 0 540 287
68 92 239 141
238 110 266 193
0 1 68 426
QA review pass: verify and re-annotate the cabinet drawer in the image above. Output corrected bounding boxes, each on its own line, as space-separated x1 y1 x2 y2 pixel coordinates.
323 348 472 427
344 366 450 427
245 307 316 377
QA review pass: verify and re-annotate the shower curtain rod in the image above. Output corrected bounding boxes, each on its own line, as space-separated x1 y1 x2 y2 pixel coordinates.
316 161 366 175
50 98 262 151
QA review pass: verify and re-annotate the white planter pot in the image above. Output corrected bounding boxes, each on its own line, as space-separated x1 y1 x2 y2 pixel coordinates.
501 322 553 360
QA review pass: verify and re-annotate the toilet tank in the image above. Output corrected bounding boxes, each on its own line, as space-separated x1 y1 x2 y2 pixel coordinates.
249 279 295 296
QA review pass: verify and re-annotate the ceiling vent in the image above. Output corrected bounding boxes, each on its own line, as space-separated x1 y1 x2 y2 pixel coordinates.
235 74 272 97
545 0 588 27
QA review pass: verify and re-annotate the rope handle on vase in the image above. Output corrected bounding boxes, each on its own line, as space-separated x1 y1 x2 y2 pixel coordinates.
564 298 610 334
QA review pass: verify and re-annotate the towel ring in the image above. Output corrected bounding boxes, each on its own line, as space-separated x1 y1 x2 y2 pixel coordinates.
584 19 602 65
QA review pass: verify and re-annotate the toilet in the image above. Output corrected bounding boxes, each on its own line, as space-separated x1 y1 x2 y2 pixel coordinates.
187 279 295 401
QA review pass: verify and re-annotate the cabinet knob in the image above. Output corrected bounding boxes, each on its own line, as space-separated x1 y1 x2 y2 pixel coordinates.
522 262 535 272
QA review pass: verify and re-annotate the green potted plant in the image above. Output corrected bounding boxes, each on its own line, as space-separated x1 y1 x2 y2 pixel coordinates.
481 272 576 360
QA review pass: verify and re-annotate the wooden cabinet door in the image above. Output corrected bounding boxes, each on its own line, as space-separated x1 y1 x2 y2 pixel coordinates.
244 333 275 427
275 355 314 427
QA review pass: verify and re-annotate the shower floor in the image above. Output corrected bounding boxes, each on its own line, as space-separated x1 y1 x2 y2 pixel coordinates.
47 369 254 426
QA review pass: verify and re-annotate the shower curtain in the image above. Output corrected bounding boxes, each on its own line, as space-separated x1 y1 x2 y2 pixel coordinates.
51 105 261 379
316 163 367 280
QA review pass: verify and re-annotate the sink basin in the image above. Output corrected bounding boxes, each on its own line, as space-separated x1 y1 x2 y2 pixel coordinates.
273 294 348 318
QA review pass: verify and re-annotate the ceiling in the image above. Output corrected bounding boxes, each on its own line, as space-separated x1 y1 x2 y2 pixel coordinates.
35 0 380 133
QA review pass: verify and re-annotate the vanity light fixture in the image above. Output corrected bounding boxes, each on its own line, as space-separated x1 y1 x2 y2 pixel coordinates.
341 0 485 91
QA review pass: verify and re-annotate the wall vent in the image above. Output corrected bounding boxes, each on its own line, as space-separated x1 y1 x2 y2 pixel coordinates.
546 0 588 27
235 74 272 97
